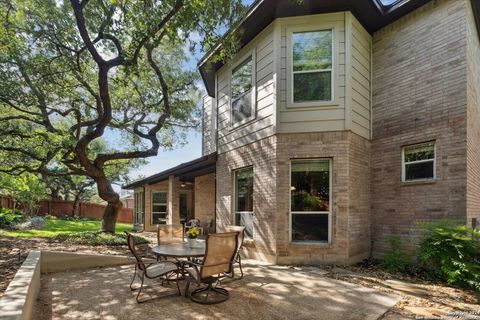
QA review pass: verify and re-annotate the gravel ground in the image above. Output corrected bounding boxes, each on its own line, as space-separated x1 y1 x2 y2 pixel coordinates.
1 235 479 319
33 262 400 320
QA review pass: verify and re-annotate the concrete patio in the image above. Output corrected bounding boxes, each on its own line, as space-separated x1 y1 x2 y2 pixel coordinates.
33 260 400 320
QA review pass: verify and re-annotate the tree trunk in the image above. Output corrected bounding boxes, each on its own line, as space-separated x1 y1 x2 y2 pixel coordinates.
95 177 122 233
102 200 122 233
72 194 80 217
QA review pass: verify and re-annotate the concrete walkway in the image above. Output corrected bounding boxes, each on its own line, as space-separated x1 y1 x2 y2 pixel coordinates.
34 260 400 320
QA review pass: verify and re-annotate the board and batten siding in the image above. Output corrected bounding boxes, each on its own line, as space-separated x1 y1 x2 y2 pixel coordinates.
202 95 216 155
216 23 276 154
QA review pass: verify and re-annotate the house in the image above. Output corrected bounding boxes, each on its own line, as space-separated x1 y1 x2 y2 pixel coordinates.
124 0 480 265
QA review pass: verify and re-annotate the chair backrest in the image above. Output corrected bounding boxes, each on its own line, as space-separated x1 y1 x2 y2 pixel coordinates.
186 219 200 227
126 233 146 271
200 232 238 279
157 224 184 246
224 225 246 252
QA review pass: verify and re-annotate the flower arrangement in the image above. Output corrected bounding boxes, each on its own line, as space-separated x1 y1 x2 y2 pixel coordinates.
186 226 200 239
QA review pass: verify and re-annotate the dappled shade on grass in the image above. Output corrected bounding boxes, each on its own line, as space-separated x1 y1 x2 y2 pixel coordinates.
0 218 148 246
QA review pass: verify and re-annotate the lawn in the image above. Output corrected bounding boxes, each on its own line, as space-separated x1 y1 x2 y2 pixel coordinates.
0 218 132 238
0 218 148 246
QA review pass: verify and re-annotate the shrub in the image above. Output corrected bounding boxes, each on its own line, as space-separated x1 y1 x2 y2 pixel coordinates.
0 208 24 228
55 232 149 246
419 220 480 292
379 236 411 273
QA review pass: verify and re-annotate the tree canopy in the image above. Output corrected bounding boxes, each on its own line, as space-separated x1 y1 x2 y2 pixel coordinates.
0 0 246 231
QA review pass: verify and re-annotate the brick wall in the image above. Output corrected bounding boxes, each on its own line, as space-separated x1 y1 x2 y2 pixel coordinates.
276 131 370 265
466 0 480 229
194 173 216 227
216 135 278 262
371 0 469 254
216 131 371 265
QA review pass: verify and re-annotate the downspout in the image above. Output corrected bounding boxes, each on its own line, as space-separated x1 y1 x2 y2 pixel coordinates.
369 28 374 259
142 186 146 232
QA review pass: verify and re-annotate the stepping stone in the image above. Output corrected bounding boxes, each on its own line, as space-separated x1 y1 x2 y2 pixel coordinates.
384 279 430 298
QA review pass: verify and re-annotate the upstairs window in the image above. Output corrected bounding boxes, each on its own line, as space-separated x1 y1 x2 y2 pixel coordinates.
292 30 332 103
231 55 254 125
402 142 436 182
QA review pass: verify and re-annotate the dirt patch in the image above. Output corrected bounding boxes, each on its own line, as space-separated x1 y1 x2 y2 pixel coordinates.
317 264 480 319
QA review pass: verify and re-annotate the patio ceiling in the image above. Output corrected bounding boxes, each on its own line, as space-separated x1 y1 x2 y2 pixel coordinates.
199 0 480 97
123 152 217 189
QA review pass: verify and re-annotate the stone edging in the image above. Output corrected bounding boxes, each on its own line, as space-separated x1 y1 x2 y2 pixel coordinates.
0 251 130 320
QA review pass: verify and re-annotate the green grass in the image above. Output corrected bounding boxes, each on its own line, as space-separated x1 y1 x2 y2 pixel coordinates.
0 218 149 246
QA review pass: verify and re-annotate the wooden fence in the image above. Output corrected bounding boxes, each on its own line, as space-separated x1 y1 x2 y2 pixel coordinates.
0 196 133 224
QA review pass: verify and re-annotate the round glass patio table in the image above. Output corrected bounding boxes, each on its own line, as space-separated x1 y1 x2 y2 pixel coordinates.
151 240 206 259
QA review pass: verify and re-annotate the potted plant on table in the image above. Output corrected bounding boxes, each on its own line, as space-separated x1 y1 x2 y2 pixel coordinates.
186 226 200 248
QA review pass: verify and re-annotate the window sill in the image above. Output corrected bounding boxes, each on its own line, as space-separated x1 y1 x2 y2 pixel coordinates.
401 179 437 186
229 116 256 132
289 241 331 247
286 100 340 109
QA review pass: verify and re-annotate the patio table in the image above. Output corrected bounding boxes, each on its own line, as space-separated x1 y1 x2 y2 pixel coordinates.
151 240 206 259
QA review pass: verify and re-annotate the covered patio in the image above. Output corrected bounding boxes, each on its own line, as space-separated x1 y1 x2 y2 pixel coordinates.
124 153 217 233
33 259 400 320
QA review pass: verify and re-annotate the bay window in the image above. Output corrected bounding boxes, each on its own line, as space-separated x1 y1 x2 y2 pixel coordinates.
291 30 333 103
290 159 331 243
231 55 254 125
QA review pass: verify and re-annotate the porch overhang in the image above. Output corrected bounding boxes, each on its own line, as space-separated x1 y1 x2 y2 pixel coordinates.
122 152 217 189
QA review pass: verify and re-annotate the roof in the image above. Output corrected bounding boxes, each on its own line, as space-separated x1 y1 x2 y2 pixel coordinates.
123 153 217 189
198 0 480 97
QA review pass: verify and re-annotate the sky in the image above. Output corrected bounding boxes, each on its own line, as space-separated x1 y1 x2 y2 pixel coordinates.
111 1 255 194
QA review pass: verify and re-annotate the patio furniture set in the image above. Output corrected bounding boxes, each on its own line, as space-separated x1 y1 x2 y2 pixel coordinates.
126 224 245 304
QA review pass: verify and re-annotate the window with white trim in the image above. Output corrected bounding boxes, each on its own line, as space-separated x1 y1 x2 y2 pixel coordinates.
292 30 332 103
234 167 254 238
402 142 436 182
231 55 254 125
152 191 167 224
290 159 331 243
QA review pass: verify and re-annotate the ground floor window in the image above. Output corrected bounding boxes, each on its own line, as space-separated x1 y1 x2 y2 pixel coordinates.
152 191 167 224
234 166 254 238
290 159 331 243
402 142 435 182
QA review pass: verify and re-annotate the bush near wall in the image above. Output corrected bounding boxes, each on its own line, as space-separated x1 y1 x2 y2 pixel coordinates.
419 221 480 292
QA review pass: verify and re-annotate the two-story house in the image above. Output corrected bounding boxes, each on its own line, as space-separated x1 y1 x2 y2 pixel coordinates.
124 0 480 265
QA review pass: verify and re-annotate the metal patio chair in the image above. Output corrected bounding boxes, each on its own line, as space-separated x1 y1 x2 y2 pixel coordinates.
224 225 246 279
126 233 181 303
182 231 238 304
157 224 185 246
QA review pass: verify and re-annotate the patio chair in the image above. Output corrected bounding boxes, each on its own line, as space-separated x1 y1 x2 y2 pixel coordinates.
224 225 246 279
126 232 181 303
157 224 185 246
182 231 238 304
